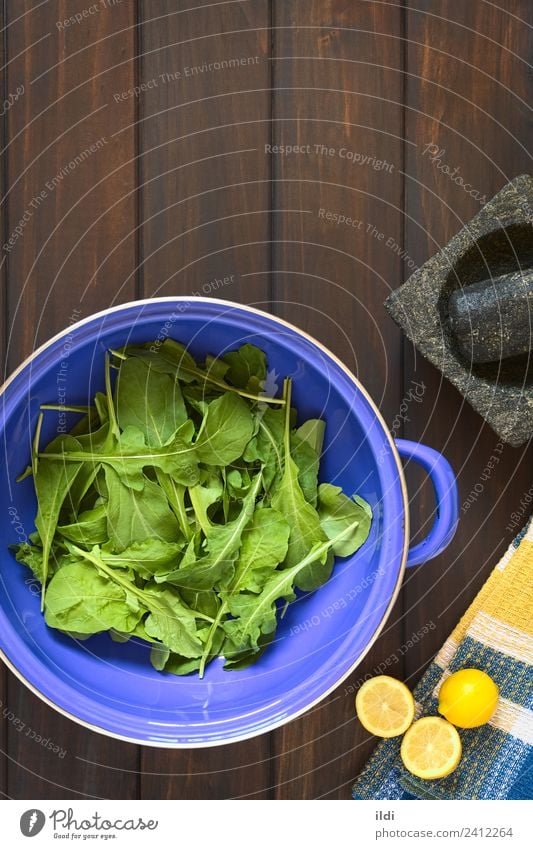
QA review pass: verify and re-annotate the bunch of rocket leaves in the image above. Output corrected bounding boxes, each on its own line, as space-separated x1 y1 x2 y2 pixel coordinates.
13 339 372 677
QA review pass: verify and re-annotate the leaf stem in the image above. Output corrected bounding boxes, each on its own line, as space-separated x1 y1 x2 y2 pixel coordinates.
188 485 212 537
156 471 193 541
68 544 214 623
40 404 92 413
104 353 120 439
109 347 127 361
115 347 286 406
32 411 44 479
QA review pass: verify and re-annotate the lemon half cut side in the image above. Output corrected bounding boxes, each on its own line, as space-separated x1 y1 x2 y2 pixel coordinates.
401 716 462 779
355 675 415 738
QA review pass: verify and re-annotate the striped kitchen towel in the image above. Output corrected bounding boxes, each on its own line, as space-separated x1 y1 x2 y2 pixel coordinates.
352 516 533 800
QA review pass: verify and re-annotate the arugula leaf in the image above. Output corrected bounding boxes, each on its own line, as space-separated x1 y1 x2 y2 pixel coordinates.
188 471 224 535
116 357 187 446
195 393 254 466
155 472 193 541
222 343 267 394
243 407 285 492
44 561 143 635
121 340 285 405
105 467 181 551
224 523 358 652
163 627 226 676
57 503 108 546
142 583 204 659
317 484 373 556
34 434 85 608
291 433 320 507
230 507 290 593
99 538 185 579
150 643 170 671
67 544 206 658
271 381 328 583
163 472 263 591
197 506 289 677
115 356 196 535
295 418 325 455
42 421 199 486
12 542 47 584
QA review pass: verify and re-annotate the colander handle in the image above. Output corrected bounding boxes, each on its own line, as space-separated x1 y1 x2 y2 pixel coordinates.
395 439 459 568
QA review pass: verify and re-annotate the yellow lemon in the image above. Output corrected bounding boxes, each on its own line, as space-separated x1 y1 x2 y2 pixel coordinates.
438 668 499 728
355 676 415 737
401 717 462 779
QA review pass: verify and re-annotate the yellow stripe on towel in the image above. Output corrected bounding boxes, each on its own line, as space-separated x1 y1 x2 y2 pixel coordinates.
448 538 533 648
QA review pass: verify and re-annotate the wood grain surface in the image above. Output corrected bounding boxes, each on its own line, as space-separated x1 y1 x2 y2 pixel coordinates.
0 0 531 799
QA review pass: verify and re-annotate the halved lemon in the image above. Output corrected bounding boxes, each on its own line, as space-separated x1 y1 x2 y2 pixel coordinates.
355 676 415 737
400 717 462 779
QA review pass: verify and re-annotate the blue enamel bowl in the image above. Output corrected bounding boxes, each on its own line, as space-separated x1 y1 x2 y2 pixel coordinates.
0 299 458 746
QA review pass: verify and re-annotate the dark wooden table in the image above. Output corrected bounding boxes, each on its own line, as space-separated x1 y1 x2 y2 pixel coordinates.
0 0 531 800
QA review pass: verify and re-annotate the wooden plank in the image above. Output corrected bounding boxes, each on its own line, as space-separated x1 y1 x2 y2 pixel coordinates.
270 0 405 798
136 0 272 307
138 0 273 799
403 0 533 683
5 0 139 798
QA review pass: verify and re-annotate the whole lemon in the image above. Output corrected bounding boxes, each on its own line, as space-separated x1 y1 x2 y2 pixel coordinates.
438 668 499 728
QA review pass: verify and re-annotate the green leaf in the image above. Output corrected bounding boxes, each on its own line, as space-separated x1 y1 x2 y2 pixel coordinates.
44 561 143 635
243 408 285 491
223 631 273 670
150 643 170 671
271 381 327 585
295 418 325 455
121 341 285 405
222 343 267 393
66 544 206 658
291 433 320 507
164 472 262 591
142 584 204 658
230 507 290 593
116 357 187 447
105 467 181 551
12 542 47 584
317 484 372 556
188 471 224 535
34 434 84 607
196 501 287 677
180 587 220 620
195 393 254 466
57 503 108 546
224 523 357 652
164 627 226 676
99 538 185 579
42 420 199 487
